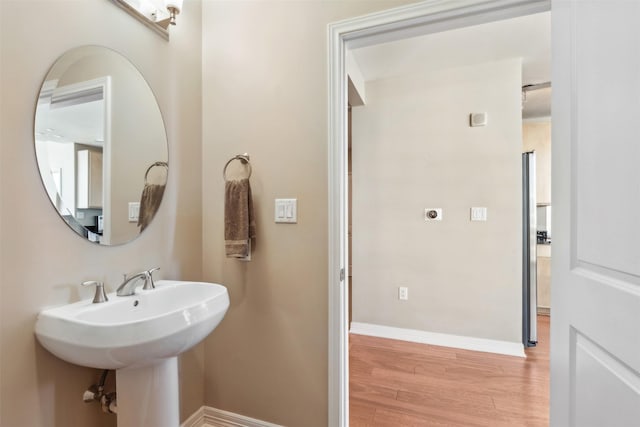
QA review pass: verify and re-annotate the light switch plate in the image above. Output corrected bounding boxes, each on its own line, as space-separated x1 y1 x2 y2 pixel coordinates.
128 202 140 222
471 207 487 221
275 199 297 223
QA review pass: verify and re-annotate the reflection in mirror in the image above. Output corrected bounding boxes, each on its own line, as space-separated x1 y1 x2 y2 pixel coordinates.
537 205 551 244
35 46 168 245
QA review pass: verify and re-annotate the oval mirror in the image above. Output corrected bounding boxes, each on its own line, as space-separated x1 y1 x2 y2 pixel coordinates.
34 46 168 245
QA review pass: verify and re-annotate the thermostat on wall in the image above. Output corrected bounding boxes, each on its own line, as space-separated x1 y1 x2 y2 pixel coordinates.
470 112 488 127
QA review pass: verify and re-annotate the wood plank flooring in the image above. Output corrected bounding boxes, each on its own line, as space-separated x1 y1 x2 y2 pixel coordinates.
349 316 550 426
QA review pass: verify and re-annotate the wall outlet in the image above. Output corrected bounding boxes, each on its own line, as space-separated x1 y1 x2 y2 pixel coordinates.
398 286 409 301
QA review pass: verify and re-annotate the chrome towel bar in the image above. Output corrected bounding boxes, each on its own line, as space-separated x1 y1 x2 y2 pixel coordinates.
223 153 252 181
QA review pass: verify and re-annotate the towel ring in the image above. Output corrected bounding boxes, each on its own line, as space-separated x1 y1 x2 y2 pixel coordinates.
223 154 252 181
144 161 168 185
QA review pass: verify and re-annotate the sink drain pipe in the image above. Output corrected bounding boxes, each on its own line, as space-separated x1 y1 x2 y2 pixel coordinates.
83 370 117 414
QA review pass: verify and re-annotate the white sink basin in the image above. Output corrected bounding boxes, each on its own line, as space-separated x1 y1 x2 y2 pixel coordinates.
35 280 229 369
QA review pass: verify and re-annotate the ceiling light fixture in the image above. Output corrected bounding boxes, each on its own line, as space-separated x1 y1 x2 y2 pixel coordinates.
112 1 184 38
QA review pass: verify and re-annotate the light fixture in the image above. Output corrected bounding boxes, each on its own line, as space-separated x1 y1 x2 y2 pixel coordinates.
164 0 183 26
112 0 184 38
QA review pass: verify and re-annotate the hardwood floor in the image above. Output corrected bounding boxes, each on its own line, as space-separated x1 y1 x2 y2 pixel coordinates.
349 316 550 426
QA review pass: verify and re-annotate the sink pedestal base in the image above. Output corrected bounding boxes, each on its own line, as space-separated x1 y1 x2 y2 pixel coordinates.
116 357 179 427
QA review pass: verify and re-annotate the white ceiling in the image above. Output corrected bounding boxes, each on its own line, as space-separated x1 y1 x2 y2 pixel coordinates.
522 86 551 119
35 99 105 146
351 11 551 119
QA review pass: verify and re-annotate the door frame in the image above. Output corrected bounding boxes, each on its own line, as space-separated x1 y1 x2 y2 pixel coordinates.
327 0 551 425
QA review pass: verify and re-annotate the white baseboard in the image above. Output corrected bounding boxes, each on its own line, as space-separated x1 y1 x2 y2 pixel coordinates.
181 406 283 427
350 322 525 358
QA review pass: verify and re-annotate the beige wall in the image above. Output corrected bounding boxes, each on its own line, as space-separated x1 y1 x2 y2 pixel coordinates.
351 59 523 343
523 120 552 205
0 1 202 426
201 1 415 425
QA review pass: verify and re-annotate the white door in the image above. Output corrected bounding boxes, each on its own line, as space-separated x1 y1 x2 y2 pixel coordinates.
551 1 640 426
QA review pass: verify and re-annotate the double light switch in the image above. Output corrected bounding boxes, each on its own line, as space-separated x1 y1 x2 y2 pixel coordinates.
275 199 297 223
470 207 488 221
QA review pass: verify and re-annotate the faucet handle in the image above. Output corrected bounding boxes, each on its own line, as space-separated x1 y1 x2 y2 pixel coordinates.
82 281 109 304
143 267 160 290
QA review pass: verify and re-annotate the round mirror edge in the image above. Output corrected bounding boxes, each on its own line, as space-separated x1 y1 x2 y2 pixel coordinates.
31 46 101 246
32 45 170 247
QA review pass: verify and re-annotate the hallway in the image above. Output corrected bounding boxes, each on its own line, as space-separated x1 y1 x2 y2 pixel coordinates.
350 316 550 426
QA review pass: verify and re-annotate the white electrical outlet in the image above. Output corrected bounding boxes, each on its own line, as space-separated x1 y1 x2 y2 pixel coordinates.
398 287 409 301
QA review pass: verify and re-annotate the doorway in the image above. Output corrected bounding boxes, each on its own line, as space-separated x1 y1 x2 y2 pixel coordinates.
328 1 552 425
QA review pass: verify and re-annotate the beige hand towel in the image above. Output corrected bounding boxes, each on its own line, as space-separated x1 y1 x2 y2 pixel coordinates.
138 183 166 232
225 178 256 258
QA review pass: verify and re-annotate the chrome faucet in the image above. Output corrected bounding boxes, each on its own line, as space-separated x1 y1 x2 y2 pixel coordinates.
116 267 161 296
116 271 150 296
82 281 109 304
146 267 160 289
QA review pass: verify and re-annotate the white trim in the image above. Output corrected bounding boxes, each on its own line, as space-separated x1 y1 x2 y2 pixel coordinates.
181 406 206 427
523 115 552 123
350 322 526 358
328 1 551 426
181 406 282 427
327 11 349 427
101 76 112 245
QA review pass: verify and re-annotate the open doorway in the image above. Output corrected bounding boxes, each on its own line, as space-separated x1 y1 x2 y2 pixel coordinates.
522 85 552 321
334 3 552 425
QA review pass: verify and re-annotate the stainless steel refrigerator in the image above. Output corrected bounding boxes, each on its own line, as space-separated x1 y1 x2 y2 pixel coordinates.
522 151 538 347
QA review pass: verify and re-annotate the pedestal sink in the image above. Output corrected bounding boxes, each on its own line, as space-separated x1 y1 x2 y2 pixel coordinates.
35 280 229 427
